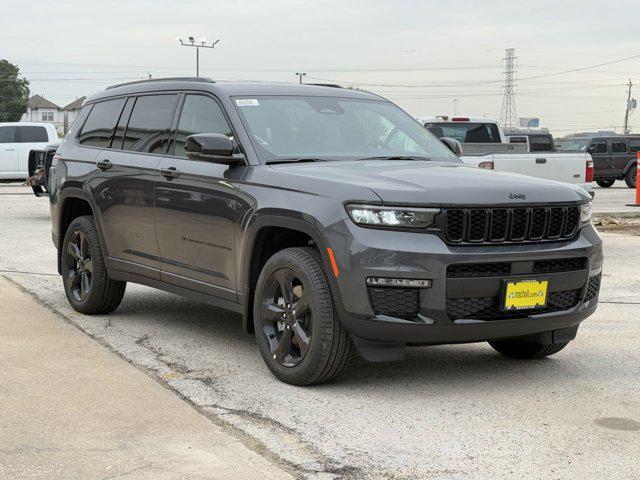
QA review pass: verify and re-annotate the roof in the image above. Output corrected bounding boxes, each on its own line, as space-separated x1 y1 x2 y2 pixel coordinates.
28 94 60 110
63 96 86 110
88 77 383 104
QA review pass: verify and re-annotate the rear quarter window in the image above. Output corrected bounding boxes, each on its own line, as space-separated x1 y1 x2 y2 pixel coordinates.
77 98 126 148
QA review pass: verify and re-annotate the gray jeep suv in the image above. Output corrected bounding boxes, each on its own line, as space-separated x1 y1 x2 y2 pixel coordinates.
49 78 602 385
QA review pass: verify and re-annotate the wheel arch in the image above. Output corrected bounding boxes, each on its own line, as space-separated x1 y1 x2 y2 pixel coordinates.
240 214 339 334
623 158 637 175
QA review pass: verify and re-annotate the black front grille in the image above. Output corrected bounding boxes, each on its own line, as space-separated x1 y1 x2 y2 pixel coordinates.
443 206 581 244
533 257 587 273
447 262 511 278
584 274 601 302
447 289 580 320
368 287 419 318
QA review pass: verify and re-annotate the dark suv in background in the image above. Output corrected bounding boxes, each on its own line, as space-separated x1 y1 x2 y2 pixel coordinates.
49 78 602 385
560 135 639 188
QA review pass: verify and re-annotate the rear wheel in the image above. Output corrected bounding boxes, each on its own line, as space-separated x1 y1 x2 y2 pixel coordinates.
489 338 569 359
253 247 353 385
596 178 615 188
625 166 637 189
61 215 126 314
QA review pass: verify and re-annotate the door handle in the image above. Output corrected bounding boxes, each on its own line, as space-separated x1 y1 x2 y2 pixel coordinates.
4 148 15 151
96 159 112 171
160 167 180 180
535 158 547 164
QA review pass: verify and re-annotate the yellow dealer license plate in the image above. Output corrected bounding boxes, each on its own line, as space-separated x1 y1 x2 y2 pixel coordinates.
504 279 549 311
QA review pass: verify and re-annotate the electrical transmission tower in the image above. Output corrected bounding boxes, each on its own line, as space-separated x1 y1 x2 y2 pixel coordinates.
500 48 518 130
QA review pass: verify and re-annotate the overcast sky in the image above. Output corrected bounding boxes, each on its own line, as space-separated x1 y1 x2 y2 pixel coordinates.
3 0 640 136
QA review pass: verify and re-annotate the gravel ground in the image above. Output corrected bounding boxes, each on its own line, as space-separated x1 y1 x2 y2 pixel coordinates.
1 184 639 479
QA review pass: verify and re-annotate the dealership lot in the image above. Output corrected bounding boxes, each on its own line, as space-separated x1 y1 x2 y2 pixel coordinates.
1 184 639 479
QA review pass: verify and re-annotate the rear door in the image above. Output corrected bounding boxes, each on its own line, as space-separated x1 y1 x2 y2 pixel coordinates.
87 94 178 278
0 126 18 178
154 93 238 300
17 125 50 177
609 138 629 178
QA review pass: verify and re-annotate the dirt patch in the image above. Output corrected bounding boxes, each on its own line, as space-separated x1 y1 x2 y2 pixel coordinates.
594 217 640 235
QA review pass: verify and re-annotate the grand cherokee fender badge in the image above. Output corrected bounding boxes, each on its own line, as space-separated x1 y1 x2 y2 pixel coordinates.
509 193 526 200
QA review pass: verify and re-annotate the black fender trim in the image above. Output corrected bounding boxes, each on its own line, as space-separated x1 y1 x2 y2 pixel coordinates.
623 158 637 175
239 214 343 334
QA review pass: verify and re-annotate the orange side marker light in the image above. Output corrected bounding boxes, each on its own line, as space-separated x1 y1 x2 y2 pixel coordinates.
326 247 340 278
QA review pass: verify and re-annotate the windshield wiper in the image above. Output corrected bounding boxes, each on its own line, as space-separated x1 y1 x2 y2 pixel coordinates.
266 157 329 165
356 155 432 161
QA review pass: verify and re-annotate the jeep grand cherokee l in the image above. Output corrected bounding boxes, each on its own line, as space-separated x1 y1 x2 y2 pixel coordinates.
48 78 602 385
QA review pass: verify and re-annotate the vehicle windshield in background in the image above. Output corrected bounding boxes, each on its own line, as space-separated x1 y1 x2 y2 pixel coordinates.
425 122 502 143
558 138 590 152
234 96 458 163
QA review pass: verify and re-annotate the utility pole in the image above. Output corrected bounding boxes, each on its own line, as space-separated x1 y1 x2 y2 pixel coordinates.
453 98 459 116
623 79 635 134
177 36 220 77
500 48 518 130
295 72 306 84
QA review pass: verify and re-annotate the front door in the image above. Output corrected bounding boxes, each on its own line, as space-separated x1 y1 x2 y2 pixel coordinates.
0 125 18 177
155 93 238 300
590 139 609 179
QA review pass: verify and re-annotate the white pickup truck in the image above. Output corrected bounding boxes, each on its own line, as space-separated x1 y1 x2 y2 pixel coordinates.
416 116 594 194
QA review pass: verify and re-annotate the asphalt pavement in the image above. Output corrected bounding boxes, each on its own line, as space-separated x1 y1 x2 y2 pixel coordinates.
1 183 639 479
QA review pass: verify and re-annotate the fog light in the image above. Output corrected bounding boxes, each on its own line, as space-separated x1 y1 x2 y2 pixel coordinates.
366 277 432 288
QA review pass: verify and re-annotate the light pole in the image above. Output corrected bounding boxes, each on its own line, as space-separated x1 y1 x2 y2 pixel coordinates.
177 36 220 77
295 72 306 84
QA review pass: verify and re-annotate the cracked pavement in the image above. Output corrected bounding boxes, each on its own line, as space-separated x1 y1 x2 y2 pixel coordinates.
1 184 639 479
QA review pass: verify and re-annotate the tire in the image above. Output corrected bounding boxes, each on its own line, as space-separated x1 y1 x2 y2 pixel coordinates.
253 247 354 385
596 178 615 188
625 166 637 189
61 215 126 314
489 338 569 359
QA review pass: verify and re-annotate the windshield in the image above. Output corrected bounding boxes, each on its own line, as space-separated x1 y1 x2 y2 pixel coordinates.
233 96 458 163
557 138 590 152
425 122 501 143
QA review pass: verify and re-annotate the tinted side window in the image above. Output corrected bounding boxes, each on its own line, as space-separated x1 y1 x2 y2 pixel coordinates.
530 135 553 152
111 98 135 150
592 140 607 154
0 126 16 143
629 139 640 153
18 126 49 143
173 95 232 157
78 98 126 148
611 140 627 153
123 95 177 153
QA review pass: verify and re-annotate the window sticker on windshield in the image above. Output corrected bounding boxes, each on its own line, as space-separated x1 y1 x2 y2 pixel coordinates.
235 98 260 107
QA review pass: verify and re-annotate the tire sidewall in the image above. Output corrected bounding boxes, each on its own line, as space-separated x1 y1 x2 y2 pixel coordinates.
253 249 334 384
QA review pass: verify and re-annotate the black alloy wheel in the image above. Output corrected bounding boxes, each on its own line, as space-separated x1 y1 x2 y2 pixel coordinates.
260 268 312 367
64 229 93 302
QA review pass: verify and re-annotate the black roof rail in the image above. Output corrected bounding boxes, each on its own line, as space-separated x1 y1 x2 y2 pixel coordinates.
306 83 343 89
106 77 215 90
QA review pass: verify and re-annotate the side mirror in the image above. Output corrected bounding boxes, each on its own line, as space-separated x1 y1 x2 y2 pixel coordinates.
185 133 242 165
586 145 597 154
440 137 462 157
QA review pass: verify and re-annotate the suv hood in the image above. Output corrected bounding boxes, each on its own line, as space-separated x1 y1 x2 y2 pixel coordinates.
270 160 590 205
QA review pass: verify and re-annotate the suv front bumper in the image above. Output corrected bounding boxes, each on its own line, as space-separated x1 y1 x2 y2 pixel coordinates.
326 220 603 358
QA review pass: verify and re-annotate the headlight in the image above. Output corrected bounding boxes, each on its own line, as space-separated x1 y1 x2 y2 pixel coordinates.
345 204 439 228
580 202 592 223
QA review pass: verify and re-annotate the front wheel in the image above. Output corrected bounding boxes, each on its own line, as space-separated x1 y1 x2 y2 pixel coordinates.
253 247 354 385
625 166 637 189
61 215 126 314
489 338 569 359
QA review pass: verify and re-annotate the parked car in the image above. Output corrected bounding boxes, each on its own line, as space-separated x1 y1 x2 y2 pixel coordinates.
0 122 59 180
558 135 639 188
417 116 594 194
506 132 555 152
49 78 602 385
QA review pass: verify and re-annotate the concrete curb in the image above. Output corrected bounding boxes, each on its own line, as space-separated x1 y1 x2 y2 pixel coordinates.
593 211 640 220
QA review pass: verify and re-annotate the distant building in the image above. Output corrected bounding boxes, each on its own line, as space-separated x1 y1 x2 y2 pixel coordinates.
20 94 87 135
